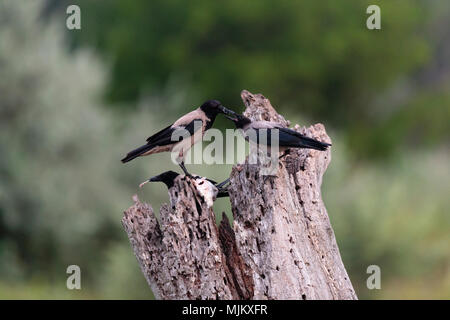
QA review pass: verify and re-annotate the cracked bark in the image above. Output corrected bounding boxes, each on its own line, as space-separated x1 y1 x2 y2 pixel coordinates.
122 90 357 300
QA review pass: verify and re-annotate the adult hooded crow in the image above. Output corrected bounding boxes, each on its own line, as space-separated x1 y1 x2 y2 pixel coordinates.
139 170 229 207
121 100 235 175
225 113 331 152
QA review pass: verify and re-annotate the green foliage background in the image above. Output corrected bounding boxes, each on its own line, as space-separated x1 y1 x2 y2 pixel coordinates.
0 0 449 299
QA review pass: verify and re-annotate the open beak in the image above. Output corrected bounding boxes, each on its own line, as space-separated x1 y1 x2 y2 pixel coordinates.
139 180 149 188
139 175 161 188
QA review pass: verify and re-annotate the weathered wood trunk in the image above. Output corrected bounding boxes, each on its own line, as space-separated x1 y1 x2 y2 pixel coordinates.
122 90 357 300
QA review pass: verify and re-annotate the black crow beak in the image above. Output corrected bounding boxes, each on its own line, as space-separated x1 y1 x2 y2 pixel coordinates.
225 114 238 122
219 105 238 117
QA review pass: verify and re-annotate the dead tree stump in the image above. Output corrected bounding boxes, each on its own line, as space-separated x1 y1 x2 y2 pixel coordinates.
122 90 357 300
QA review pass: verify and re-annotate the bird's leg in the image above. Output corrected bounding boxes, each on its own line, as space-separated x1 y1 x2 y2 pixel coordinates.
177 149 192 178
179 161 192 178
279 148 291 159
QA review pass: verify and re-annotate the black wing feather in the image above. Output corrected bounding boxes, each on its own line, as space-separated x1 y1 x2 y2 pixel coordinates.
246 127 331 151
121 119 203 163
148 118 203 146
279 128 331 150
146 124 175 143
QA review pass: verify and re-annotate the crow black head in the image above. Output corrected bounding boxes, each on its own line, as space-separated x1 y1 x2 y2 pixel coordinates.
200 100 236 117
225 113 252 129
149 170 180 189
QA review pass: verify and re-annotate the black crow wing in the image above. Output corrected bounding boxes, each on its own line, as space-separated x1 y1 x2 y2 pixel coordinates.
244 128 283 146
279 128 331 149
146 119 203 146
146 124 174 143
246 127 330 150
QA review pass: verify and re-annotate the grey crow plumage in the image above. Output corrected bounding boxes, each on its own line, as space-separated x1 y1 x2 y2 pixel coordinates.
225 113 331 152
121 100 236 175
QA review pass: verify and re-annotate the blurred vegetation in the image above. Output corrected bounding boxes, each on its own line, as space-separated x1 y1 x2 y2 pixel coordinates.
54 0 450 158
324 143 450 299
0 0 449 299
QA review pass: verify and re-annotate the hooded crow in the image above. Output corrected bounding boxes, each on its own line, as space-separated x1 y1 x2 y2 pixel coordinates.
139 170 229 207
121 100 236 176
225 113 331 152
